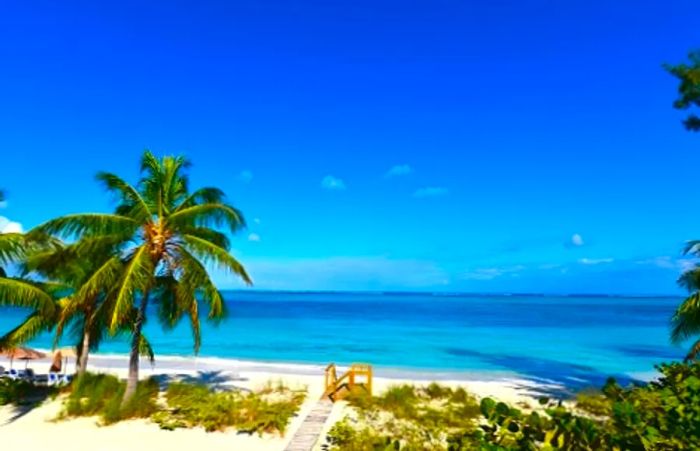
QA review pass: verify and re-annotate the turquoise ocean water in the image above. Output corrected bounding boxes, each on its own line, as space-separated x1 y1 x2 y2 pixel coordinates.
0 291 684 389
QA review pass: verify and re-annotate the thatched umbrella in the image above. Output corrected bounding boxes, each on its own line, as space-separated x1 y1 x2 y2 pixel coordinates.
2 347 46 369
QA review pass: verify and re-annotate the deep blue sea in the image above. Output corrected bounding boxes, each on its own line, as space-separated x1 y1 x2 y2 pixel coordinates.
0 291 685 388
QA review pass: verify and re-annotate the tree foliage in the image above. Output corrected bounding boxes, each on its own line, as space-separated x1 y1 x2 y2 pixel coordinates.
33 150 251 401
327 361 700 450
666 50 700 131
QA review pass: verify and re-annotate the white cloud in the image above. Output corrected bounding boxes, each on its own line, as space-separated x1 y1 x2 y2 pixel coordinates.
636 256 696 272
248 233 261 242
385 164 413 178
578 257 614 265
571 234 584 247
463 265 526 280
0 216 23 234
237 170 253 183
321 175 346 191
414 187 448 198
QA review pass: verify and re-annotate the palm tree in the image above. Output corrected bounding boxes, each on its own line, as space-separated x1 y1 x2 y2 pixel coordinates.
35 150 251 401
671 241 700 361
0 191 57 334
13 240 134 374
1 239 158 374
672 254 700 361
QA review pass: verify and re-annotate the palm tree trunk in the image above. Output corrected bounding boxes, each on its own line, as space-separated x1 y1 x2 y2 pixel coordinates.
77 328 91 374
123 290 149 403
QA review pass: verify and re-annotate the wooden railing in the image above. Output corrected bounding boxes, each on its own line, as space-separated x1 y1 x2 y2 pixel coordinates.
324 363 373 401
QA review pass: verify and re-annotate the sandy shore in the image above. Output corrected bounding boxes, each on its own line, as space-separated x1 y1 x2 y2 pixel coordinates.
0 353 548 450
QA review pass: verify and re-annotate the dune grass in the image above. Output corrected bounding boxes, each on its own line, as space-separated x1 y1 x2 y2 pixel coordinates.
151 380 307 435
56 372 307 435
327 383 482 450
59 372 159 425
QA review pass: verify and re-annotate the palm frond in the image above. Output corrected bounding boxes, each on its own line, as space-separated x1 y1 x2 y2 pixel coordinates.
678 268 700 292
178 247 227 321
108 246 153 332
182 234 252 285
32 214 138 239
684 338 700 362
179 227 230 250
96 172 152 221
683 240 700 256
139 335 155 363
0 278 56 315
0 233 26 265
671 292 700 344
167 203 246 234
73 255 124 304
160 155 190 212
174 187 226 212
0 312 55 351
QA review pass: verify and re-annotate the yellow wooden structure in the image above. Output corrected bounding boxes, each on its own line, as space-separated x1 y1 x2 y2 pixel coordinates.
324 363 373 401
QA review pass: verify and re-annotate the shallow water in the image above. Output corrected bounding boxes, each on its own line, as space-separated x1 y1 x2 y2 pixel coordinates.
0 291 684 388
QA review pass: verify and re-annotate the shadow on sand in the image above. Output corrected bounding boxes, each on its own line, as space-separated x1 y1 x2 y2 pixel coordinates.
150 370 250 392
0 387 56 426
445 348 644 399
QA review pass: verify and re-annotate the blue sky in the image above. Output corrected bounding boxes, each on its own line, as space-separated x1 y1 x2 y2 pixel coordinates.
0 0 698 294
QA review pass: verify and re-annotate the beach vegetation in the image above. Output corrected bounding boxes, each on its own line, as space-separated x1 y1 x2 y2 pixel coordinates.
328 383 482 450
0 378 56 406
151 380 307 435
327 361 700 450
55 373 306 435
59 372 159 425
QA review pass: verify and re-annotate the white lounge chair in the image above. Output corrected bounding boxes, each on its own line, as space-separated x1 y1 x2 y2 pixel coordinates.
47 373 60 386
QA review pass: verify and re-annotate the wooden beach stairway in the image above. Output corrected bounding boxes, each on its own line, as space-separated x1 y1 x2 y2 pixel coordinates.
323 363 373 401
284 363 373 451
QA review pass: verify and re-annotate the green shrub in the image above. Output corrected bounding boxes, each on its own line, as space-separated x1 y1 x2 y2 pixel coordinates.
326 418 403 450
575 388 612 417
329 362 700 450
60 372 158 425
152 381 307 435
0 378 44 405
329 382 481 450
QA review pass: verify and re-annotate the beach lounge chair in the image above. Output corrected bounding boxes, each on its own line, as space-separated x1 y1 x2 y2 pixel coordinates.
47 373 60 386
7 369 19 380
33 374 49 386
22 368 36 382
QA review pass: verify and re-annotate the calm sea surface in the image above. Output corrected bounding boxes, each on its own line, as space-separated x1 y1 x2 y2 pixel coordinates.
0 292 684 388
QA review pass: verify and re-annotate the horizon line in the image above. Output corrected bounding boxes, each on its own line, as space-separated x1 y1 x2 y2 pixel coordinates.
219 288 683 299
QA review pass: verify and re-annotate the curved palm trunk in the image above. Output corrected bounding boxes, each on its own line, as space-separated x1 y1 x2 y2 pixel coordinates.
123 290 149 403
77 328 91 374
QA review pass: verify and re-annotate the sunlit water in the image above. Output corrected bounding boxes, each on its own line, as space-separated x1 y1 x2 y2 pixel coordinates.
0 291 684 388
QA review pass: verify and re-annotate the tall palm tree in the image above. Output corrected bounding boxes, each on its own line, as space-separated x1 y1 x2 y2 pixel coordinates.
35 150 251 401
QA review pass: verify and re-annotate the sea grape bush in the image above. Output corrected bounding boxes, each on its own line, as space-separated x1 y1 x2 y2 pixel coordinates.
326 361 700 450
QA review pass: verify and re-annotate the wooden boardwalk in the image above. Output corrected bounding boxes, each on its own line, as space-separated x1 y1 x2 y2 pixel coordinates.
284 398 334 451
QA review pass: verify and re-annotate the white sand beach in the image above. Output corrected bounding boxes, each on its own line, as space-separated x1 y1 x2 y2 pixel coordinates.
0 353 547 450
